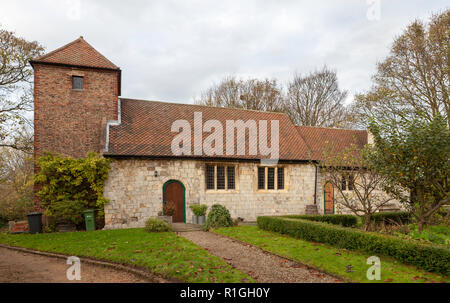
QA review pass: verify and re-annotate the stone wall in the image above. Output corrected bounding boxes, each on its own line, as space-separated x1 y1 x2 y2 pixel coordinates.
103 158 317 229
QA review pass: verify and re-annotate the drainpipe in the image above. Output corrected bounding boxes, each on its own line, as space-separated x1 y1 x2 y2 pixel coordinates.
314 164 318 205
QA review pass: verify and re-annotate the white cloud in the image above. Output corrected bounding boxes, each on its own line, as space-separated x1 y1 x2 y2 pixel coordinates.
1 0 447 103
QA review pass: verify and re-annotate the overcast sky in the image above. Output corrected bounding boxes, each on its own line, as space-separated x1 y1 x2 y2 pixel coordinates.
1 0 448 104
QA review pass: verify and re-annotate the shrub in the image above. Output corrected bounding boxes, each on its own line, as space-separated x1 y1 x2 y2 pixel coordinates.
0 150 34 223
363 211 411 225
0 214 7 227
145 218 172 232
203 204 233 231
163 201 176 216
257 216 450 275
46 200 85 226
283 214 357 227
190 204 208 216
403 225 450 247
34 152 111 220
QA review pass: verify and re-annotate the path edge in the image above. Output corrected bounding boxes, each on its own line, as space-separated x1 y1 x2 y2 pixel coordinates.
210 230 349 283
0 243 171 283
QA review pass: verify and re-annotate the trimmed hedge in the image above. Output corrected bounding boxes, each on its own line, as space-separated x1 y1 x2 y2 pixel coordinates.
282 214 357 227
257 216 450 275
364 211 412 225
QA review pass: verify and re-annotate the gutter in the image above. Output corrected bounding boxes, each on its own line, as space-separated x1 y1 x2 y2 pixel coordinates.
103 154 313 164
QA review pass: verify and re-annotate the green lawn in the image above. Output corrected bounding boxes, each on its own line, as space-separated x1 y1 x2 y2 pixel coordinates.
214 226 449 283
0 228 254 283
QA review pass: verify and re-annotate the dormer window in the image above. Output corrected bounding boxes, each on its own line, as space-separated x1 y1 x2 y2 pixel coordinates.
72 76 83 90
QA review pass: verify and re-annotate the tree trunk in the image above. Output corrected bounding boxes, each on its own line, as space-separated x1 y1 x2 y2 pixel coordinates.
418 220 425 233
363 214 372 231
416 185 426 233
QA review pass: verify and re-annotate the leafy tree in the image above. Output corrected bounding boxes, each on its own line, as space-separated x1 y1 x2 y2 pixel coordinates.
0 147 34 222
34 152 111 217
196 76 284 112
353 10 449 128
319 143 396 230
367 115 450 232
285 66 352 128
0 28 44 152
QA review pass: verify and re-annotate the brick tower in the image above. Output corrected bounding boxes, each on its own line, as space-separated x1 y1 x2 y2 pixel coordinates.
30 37 121 208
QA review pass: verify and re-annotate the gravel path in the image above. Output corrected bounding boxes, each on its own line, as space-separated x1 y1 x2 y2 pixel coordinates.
180 231 341 283
0 247 148 283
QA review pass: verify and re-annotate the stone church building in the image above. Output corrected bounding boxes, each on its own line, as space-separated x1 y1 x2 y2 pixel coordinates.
31 37 372 229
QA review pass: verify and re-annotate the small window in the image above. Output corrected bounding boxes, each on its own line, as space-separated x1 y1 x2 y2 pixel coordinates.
257 166 285 190
267 167 275 190
206 165 215 190
348 174 354 191
257 167 265 190
227 166 235 190
341 175 347 191
277 167 284 190
205 164 236 191
216 166 225 190
341 174 354 191
72 76 83 90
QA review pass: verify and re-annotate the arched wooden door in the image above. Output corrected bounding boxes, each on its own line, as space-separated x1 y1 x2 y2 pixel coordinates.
324 181 334 214
163 180 185 223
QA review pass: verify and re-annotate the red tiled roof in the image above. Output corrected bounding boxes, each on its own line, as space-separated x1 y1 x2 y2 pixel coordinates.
31 37 119 70
296 126 368 161
105 99 311 161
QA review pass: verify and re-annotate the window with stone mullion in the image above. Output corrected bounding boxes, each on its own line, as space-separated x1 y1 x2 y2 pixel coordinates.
216 166 225 190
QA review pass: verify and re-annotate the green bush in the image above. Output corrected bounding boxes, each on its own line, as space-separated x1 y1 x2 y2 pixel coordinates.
403 225 450 247
34 152 111 218
363 212 411 225
46 200 86 226
190 204 208 216
0 214 7 227
257 216 450 275
283 214 357 227
145 218 172 232
203 204 233 231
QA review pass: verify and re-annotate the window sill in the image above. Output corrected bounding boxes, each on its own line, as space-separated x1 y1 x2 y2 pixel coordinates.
205 189 239 194
256 189 288 193
72 89 83 92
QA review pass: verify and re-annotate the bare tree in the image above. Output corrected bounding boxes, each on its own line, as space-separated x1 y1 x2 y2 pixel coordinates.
319 143 396 230
285 66 352 128
353 10 450 128
0 147 34 221
0 28 44 152
196 76 284 112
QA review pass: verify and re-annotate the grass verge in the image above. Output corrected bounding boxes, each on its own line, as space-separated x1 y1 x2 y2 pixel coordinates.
0 228 254 283
214 226 449 283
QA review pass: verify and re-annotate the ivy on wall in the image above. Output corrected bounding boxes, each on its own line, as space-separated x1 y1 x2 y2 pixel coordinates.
35 152 111 217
